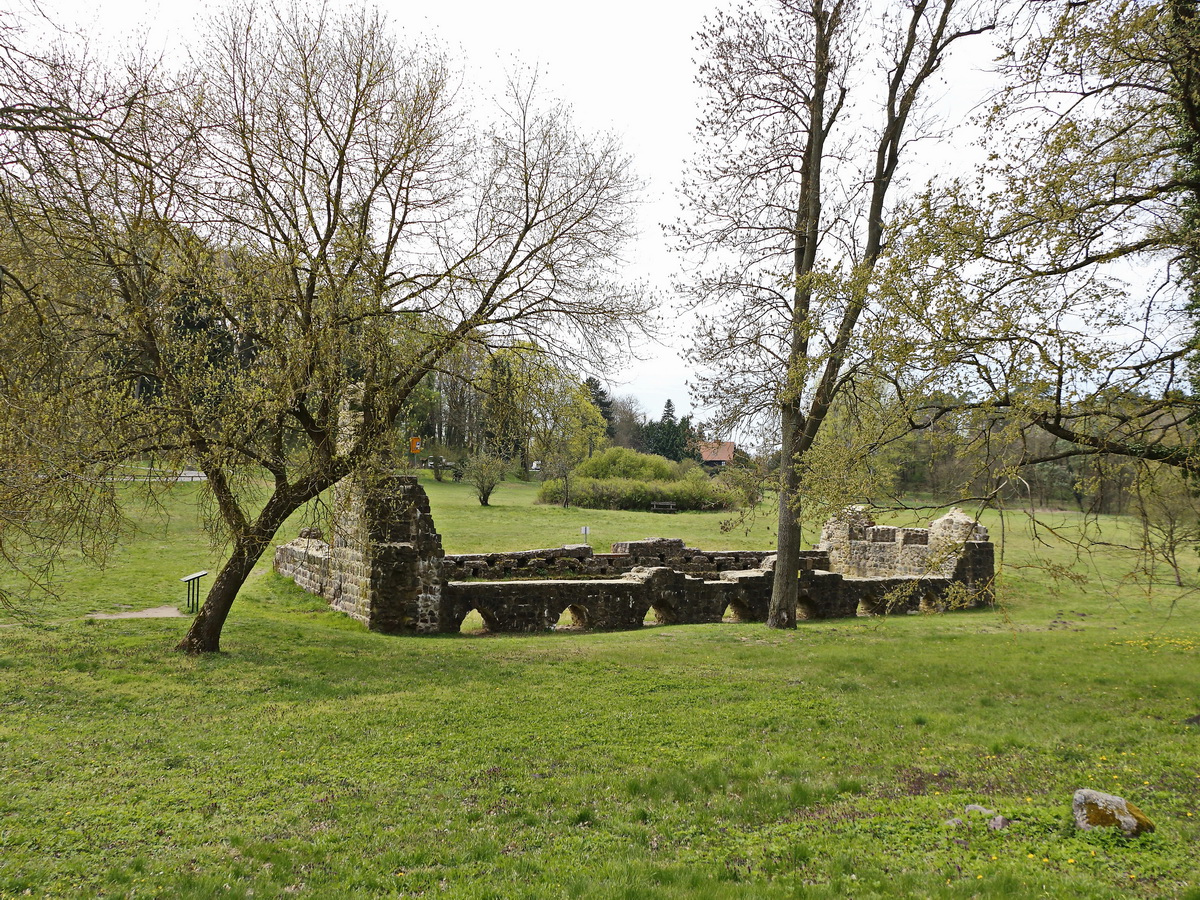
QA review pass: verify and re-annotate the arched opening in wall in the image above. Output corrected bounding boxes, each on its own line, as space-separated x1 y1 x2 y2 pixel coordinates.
856 594 885 617
456 609 489 633
439 597 473 634
565 604 590 630
726 598 753 622
650 598 678 625
474 606 503 633
919 589 944 614
796 591 815 621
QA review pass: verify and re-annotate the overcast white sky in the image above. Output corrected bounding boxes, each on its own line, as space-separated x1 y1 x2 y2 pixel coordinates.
28 0 993 425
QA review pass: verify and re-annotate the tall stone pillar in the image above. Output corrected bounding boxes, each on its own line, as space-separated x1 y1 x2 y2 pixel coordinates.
359 475 449 633
324 390 450 632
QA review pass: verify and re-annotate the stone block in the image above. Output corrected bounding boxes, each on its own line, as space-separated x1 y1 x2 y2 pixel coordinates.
1072 789 1155 836
610 538 686 557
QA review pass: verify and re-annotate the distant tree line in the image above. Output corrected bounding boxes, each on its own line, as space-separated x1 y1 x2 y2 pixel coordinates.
889 421 1140 516
786 385 1154 517
405 347 702 467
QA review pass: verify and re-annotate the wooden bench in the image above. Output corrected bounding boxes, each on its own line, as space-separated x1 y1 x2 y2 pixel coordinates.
650 501 677 513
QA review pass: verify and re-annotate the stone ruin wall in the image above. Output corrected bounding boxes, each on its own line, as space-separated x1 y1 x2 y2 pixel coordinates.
817 505 991 578
813 506 995 612
439 539 807 582
273 481 995 634
275 475 452 633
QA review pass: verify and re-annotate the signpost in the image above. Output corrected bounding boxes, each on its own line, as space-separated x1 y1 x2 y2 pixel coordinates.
180 571 208 614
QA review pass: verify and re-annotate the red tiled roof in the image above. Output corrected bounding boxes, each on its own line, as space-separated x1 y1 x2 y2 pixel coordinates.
699 440 736 463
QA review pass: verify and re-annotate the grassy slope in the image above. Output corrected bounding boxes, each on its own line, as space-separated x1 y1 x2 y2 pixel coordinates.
1 474 1198 899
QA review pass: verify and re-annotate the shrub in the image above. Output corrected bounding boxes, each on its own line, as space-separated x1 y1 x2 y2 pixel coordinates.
463 454 509 506
573 447 677 482
537 472 739 511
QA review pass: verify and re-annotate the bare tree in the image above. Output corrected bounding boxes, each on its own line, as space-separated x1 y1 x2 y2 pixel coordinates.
528 373 608 507
1131 466 1200 588
675 0 996 627
0 10 182 612
0 11 130 148
0 4 647 652
608 393 647 450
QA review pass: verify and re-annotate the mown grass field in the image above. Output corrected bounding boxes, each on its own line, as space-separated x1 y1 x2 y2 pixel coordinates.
1 474 1198 898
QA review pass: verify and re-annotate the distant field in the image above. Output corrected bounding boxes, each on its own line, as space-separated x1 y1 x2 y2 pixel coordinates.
1 474 1197 897
416 474 781 554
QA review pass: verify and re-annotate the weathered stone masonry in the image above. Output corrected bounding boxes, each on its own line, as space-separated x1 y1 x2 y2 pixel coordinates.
440 538 780 582
274 476 995 635
274 475 452 633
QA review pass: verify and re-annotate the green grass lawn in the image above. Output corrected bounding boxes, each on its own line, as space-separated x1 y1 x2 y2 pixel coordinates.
417 474 781 554
1 475 1198 898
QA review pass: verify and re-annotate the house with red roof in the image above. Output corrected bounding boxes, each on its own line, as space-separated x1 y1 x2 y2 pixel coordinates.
698 440 736 469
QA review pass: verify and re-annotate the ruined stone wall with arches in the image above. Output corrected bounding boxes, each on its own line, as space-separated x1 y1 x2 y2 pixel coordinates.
273 477 995 634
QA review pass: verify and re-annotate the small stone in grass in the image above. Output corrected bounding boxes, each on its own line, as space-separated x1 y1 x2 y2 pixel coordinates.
987 815 1011 831
964 804 995 816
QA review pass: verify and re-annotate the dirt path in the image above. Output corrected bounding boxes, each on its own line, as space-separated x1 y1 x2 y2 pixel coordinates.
86 605 188 619
3 561 273 628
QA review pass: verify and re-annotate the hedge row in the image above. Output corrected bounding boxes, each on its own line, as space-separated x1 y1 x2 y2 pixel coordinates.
572 447 679 482
537 474 739 511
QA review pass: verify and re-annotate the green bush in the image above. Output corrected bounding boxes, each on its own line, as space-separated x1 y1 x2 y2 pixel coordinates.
573 447 678 482
537 469 739 511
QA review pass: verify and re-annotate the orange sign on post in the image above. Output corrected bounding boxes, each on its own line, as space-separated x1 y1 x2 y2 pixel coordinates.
409 436 422 455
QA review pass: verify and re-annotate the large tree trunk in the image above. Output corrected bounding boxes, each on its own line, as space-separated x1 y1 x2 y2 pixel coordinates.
176 539 267 654
764 1 831 628
768 403 803 628
174 481 323 654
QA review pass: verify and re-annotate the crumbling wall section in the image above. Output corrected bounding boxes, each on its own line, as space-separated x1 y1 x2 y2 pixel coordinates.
817 507 991 592
273 532 332 597
273 475 448 633
440 538 790 582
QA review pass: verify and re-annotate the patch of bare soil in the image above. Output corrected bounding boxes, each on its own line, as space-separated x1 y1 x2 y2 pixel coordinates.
86 605 187 619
